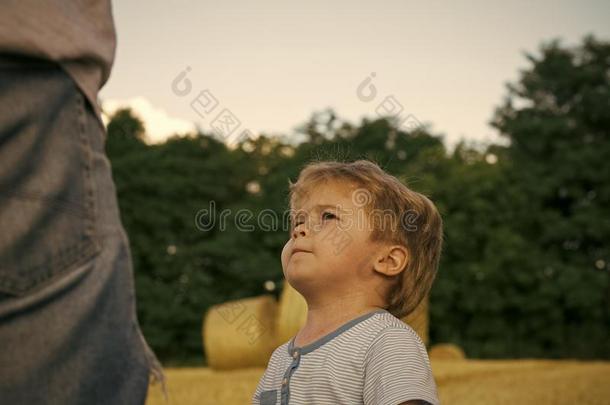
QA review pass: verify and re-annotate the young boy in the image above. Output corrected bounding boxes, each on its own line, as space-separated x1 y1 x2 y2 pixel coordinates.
252 159 443 405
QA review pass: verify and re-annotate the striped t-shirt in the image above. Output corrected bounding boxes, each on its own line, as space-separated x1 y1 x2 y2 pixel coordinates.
252 308 440 405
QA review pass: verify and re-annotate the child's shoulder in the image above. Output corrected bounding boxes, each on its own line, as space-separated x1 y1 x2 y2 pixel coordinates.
267 310 425 360
368 309 411 330
362 311 428 353
269 339 291 359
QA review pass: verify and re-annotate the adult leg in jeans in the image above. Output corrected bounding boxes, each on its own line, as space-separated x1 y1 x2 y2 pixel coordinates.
0 54 166 404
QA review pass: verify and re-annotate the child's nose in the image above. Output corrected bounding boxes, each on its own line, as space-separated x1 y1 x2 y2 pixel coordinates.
292 223 308 239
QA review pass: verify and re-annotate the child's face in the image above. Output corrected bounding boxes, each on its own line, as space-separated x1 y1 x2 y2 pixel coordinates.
281 180 384 300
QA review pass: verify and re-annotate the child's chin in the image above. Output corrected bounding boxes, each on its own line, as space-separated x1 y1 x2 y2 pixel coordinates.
285 267 317 291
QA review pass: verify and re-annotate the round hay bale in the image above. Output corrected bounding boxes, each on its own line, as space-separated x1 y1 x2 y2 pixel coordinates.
275 282 307 346
429 343 466 360
400 294 429 347
203 295 277 370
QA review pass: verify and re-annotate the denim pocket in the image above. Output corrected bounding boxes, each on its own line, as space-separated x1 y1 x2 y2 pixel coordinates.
0 64 101 296
260 389 278 405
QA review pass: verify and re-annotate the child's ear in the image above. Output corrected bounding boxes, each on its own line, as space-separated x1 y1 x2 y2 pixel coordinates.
373 245 409 277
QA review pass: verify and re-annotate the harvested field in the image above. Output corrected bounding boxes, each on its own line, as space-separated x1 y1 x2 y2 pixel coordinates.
145 359 610 404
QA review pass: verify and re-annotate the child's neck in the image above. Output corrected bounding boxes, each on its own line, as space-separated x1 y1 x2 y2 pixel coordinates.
294 296 384 348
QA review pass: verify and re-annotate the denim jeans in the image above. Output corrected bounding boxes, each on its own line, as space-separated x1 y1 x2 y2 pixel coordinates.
0 54 166 404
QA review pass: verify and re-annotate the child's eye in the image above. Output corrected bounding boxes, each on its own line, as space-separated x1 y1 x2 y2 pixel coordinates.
322 211 337 220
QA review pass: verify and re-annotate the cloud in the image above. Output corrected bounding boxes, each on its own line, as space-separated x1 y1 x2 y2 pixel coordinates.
101 97 197 144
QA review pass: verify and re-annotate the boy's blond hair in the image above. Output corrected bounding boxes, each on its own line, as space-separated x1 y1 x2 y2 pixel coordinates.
288 159 443 319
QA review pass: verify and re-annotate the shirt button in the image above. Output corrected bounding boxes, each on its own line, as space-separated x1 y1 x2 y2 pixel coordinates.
292 351 299 359
282 378 288 385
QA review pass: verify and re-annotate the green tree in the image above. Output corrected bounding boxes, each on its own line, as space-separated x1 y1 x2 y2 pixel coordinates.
489 34 610 358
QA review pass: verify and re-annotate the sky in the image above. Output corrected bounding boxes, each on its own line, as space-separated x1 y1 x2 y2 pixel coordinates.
100 0 610 149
